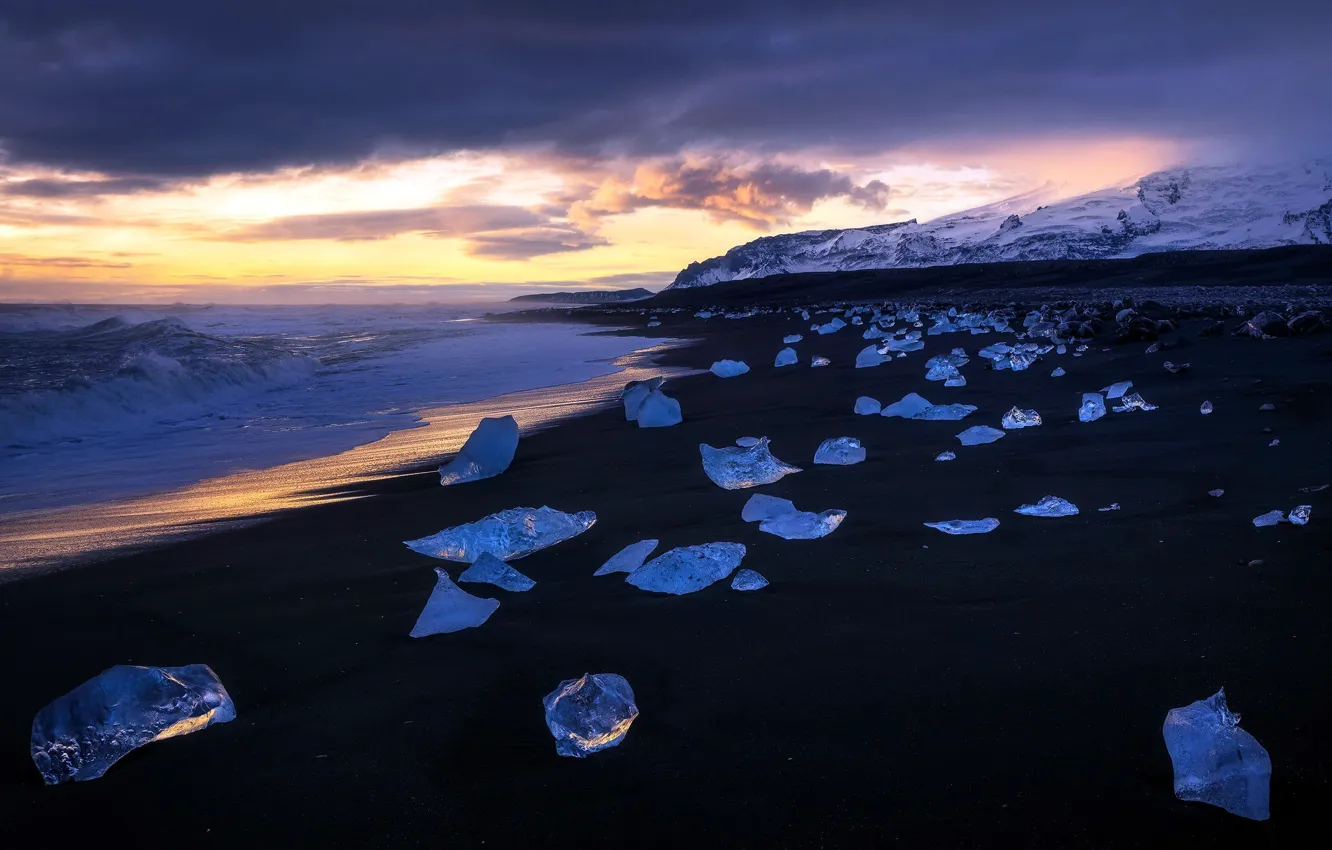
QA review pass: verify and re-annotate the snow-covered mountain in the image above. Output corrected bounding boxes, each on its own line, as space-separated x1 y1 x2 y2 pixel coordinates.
667 163 1332 289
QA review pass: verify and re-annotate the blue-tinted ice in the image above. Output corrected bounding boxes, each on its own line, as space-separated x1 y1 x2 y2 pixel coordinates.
811 356 831 367
881 392 933 418
1079 393 1107 423
1112 392 1158 413
410 567 500 636
710 359 750 378
1001 407 1042 429
760 509 846 540
741 493 797 522
956 425 1005 445
856 345 888 368
925 518 1000 535
635 388 682 427
731 569 770 591
854 396 882 415
1014 495 1079 517
814 437 866 465
699 438 802 489
594 539 659 576
439 415 519 486
1163 688 1270 820
459 552 536 591
404 506 596 562
626 543 746 595
543 673 639 758
621 377 663 420
774 347 798 367
31 664 236 785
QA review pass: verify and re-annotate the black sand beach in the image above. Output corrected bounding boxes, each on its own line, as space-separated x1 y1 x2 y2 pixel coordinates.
2 300 1330 847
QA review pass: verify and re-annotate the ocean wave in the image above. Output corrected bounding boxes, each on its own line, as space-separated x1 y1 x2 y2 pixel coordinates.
0 315 320 447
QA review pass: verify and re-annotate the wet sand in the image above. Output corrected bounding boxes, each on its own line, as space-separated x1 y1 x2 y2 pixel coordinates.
1 307 1329 847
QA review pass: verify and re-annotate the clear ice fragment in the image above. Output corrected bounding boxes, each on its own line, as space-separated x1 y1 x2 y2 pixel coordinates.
956 425 1005 445
1079 393 1107 423
925 362 960 381
1251 510 1285 527
30 664 236 784
1208 489 1224 497
735 436 761 447
1099 503 1120 512
1163 688 1270 820
783 334 803 344
699 438 802 489
741 494 797 522
774 347 798 367
914 403 977 421
855 345 888 368
410 568 500 637
731 569 769 591
710 359 750 378
935 451 956 461
543 673 638 758
924 518 1000 535
1051 367 1066 377
621 377 663 420
1200 401 1213 414
1289 505 1311 526
595 540 659 576
1101 381 1134 399
438 415 519 486
811 356 831 367
636 389 682 427
458 552 536 591
760 509 846 540
627 543 746 594
814 437 866 465
854 396 882 415
1112 392 1158 413
881 392 933 418
944 375 967 387
1001 407 1042 429
404 506 596 562
1014 495 1079 517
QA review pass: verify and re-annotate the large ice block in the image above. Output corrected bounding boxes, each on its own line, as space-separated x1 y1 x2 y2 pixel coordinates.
760 509 846 540
636 389 682 428
814 437 866 465
774 347 798 367
881 392 933 419
594 539 659 576
404 506 596 562
438 415 520 486
543 673 639 758
1162 688 1270 820
855 345 888 368
854 396 882 415
710 360 750 378
627 543 747 594
31 664 236 785
1079 393 1107 423
699 438 802 489
621 377 663 420
410 567 500 637
458 552 536 591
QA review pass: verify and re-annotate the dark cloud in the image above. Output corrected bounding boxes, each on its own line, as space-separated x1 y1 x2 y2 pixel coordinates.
463 226 610 260
0 2 1327 178
0 176 172 197
222 204 544 242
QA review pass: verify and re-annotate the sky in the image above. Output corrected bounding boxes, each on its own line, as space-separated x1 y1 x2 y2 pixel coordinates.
1 1 1328 303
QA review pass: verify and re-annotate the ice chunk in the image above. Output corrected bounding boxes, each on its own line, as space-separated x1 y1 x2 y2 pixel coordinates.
1209 489 1225 497
694 311 712 319
1101 380 1133 399
735 436 761 447
944 375 967 387
459 552 536 591
1014 495 1079 517
543 673 639 758
1163 688 1270 820
621 377 663 420
1079 393 1107 423
855 345 888 368
1112 392 1158 413
814 437 866 465
699 438 802 489
925 362 960 382
760 509 846 540
731 569 769 591
1251 510 1285 527
410 568 500 637
1001 407 1042 429
636 389 682 427
783 334 803 344
935 450 956 461
774 347 798 367
1164 361 1190 374
1200 401 1213 415
811 356 831 367
594 539 659 576
627 543 746 594
1289 504 1312 526
956 425 1005 446
438 415 520 486
885 337 925 352
881 392 933 418
404 506 596 562
710 359 750 378
1299 484 1329 493
914 403 977 421
854 396 882 415
1259 403 1275 411
30 664 236 785
1099 503 1121 512
925 518 1000 535
741 493 797 522
1268 439 1280 447
1051 367 1066 377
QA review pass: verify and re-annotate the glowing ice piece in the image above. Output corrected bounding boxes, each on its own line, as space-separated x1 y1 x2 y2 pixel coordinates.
636 389 682 427
735 436 761 447
594 539 659 576
731 569 769 591
1001 407 1042 429
783 334 803 344
956 425 1005 445
1251 510 1284 527
855 345 888 368
1101 380 1133 399
742 494 797 522
886 337 924 352
1014 495 1079 517
404 506 596 562
915 403 977 421
458 552 535 591
924 518 1000 535
945 375 967 387
760 509 846 540
1290 505 1312 526
410 568 500 637
439 415 519 486
710 359 750 378
1163 688 1270 820
699 438 802 489
1051 367 1066 377
811 356 831 367
1201 401 1214 414
543 673 639 758
925 362 960 382
814 437 866 465
627 543 747 594
30 664 236 785
1113 392 1157 413
774 347 798 367
935 451 956 461
854 396 882 415
621 377 663 420
881 392 932 418
1079 393 1107 423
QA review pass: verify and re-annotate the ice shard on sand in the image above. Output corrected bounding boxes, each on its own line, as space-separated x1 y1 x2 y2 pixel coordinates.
438 415 520 486
627 543 747 595
1014 495 1079 517
404 506 596 562
699 438 802 489
924 518 1000 535
410 568 500 637
594 539 659 576
458 552 536 591
1163 688 1270 820
814 437 866 465
543 673 639 758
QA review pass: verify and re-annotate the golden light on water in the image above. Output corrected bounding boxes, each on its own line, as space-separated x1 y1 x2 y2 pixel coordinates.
0 345 692 577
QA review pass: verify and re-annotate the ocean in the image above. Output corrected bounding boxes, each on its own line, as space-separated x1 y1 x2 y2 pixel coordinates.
0 302 680 572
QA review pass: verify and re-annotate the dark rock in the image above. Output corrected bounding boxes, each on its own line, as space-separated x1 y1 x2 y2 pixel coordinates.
1234 311 1289 338
1288 310 1325 335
